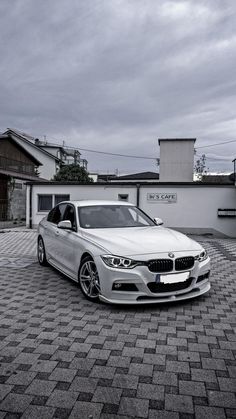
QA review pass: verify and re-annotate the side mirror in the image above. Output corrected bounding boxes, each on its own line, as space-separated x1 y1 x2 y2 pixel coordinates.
58 220 73 230
153 217 163 226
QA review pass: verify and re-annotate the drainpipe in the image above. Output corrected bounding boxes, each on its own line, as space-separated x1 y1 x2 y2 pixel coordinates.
29 184 32 229
136 183 140 208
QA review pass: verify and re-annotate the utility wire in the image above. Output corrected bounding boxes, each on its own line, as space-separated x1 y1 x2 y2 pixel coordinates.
196 139 236 149
48 135 236 159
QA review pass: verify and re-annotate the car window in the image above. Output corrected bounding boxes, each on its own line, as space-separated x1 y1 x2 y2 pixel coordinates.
63 204 76 229
78 205 155 229
47 204 67 225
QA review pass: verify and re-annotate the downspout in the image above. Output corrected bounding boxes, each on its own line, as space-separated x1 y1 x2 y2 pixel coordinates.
29 184 32 229
136 183 140 208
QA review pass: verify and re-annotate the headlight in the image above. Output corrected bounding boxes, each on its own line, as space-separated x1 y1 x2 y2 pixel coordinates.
101 255 141 269
195 249 208 262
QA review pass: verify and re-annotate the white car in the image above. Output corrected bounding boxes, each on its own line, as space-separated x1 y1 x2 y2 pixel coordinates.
38 200 211 304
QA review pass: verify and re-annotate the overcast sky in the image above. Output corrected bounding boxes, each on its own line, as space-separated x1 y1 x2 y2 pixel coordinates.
0 0 236 174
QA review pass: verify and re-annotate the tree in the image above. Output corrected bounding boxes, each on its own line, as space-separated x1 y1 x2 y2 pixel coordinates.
53 164 93 182
194 154 208 181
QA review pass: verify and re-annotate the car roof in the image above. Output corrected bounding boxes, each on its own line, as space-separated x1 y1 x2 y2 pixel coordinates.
61 200 135 207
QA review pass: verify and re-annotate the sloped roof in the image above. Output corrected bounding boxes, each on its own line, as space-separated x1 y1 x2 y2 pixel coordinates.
201 174 234 184
114 171 159 180
0 134 42 166
4 129 61 162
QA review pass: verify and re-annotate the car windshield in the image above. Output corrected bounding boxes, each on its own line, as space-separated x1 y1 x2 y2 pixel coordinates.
78 205 155 229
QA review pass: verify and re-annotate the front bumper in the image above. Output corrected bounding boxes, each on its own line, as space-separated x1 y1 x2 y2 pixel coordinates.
95 255 211 305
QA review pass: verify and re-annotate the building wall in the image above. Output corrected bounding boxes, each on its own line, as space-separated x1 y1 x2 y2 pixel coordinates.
0 138 36 174
139 184 236 237
13 137 57 179
26 183 236 237
8 180 26 220
159 140 195 182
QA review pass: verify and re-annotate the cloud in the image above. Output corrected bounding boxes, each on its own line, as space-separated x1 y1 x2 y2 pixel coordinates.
0 0 235 173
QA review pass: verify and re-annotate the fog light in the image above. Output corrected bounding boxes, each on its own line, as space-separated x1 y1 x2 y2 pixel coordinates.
114 283 122 289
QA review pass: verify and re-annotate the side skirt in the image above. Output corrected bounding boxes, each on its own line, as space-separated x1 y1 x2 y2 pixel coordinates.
48 258 78 283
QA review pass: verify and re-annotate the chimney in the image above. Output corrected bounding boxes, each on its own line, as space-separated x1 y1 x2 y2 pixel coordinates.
158 138 196 182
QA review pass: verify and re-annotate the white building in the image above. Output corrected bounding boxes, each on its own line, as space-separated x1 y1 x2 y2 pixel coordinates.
26 181 236 237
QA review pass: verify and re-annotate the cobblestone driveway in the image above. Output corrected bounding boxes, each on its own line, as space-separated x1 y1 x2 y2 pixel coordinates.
0 230 235 418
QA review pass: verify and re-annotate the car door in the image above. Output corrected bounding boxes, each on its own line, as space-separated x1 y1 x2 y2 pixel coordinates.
54 204 79 278
44 203 67 261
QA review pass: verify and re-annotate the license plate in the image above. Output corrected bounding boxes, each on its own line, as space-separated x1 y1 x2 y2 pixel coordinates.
155 272 190 284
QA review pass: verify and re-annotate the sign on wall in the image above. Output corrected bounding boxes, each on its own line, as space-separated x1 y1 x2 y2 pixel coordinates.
147 193 177 203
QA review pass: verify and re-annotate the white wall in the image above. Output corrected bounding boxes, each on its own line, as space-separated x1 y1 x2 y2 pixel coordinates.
139 185 236 237
159 140 195 182
27 183 236 237
13 138 57 179
27 184 137 227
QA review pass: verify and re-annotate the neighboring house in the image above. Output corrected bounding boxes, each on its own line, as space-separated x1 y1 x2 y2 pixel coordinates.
4 129 61 179
3 129 88 178
0 133 45 222
36 141 88 170
110 171 159 183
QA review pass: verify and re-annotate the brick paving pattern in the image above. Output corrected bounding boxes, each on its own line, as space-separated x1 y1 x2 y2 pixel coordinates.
0 230 235 418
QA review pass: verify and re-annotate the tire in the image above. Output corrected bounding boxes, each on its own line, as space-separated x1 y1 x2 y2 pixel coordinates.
37 236 48 266
78 256 100 302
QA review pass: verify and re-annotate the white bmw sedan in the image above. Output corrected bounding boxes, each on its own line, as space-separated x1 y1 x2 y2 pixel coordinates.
38 200 211 304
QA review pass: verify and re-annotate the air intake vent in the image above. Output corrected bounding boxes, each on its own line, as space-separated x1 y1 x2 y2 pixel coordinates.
148 278 192 293
175 257 194 271
147 259 173 273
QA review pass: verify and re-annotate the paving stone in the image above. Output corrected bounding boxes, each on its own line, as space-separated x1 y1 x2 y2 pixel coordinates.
92 386 122 404
165 394 194 414
179 380 206 397
166 361 190 374
218 377 236 392
90 366 116 379
178 351 200 363
69 401 103 419
149 411 179 419
137 383 164 400
0 384 13 401
107 355 131 368
30 360 58 373
46 390 78 409
201 358 226 370
6 371 36 386
21 405 55 419
143 353 166 365
118 397 149 417
69 377 98 393
49 368 77 383
25 379 57 396
87 349 111 360
0 393 33 413
112 374 139 389
208 390 236 408
128 363 153 377
153 372 178 386
195 405 226 419
122 347 144 358
191 368 217 383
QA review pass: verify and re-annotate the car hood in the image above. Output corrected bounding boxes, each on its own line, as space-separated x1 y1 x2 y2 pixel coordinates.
82 226 202 257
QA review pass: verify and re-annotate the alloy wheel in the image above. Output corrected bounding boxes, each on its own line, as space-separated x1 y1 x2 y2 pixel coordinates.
79 260 100 299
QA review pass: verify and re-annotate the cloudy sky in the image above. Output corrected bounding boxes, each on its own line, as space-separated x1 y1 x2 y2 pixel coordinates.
0 0 236 174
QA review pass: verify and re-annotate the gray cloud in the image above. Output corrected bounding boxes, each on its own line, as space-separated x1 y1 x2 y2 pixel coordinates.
0 0 235 173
